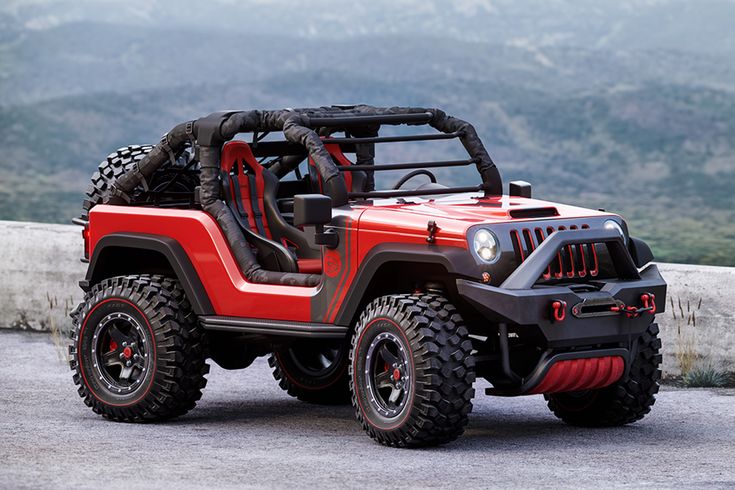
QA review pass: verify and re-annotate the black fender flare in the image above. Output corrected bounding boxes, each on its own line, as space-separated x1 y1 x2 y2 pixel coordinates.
628 236 655 268
332 244 477 326
82 233 214 315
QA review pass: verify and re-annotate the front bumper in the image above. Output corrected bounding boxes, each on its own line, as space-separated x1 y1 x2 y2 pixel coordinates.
457 228 667 348
456 228 667 396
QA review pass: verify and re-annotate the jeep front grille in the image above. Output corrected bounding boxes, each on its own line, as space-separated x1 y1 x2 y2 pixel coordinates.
510 224 599 280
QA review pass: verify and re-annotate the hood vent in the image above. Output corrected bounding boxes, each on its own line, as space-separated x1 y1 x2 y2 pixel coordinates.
509 207 559 219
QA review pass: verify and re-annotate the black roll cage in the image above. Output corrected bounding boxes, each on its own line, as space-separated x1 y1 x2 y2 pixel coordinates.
104 105 503 286
109 105 503 206
248 128 485 199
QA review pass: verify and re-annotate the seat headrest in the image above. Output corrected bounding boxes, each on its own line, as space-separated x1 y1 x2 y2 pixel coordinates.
221 141 262 174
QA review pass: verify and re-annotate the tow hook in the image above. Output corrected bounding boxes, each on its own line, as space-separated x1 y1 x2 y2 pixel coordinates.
551 300 567 322
610 293 656 318
641 293 657 314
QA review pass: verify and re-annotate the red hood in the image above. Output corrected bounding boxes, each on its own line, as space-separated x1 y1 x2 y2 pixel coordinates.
354 193 614 240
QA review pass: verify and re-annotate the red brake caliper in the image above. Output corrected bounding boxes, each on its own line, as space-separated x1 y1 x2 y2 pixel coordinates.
109 340 118 352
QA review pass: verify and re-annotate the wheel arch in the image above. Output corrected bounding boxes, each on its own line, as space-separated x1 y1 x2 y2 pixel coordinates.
332 245 477 327
83 233 214 315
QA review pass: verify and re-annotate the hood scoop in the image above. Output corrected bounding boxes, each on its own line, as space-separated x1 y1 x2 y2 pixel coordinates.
509 207 559 219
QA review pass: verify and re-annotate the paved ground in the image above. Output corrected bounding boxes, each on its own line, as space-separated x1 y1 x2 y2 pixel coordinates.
1 331 734 489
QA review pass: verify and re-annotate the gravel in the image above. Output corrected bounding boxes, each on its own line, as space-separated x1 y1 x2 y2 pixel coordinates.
1 330 734 489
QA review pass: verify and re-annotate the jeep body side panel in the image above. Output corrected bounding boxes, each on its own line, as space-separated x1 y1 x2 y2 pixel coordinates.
332 244 476 326
84 233 214 315
324 202 478 325
88 205 321 321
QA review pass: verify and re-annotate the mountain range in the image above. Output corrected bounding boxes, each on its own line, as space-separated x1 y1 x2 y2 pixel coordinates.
1 0 733 265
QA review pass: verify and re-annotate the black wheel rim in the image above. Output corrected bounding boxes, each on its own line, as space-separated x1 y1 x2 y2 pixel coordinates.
364 331 411 418
91 312 151 395
287 342 344 379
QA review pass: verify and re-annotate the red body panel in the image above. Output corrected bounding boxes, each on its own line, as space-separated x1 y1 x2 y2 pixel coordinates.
352 193 614 261
354 194 611 230
88 194 615 322
89 205 320 321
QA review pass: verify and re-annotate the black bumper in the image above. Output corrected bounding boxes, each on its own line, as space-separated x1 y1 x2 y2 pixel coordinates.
456 229 667 348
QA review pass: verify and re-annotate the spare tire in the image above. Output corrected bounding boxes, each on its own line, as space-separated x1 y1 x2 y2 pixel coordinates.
82 145 198 219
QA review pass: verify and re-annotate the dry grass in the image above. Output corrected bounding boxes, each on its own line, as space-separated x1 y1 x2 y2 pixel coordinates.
671 295 702 377
676 333 697 376
49 317 70 364
46 291 75 364
669 295 730 386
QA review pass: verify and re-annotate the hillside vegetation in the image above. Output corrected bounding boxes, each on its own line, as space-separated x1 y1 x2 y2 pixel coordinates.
0 1 733 265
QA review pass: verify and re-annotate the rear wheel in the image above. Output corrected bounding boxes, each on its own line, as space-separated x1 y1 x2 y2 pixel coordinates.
269 340 351 404
545 322 662 426
350 294 475 447
69 275 209 421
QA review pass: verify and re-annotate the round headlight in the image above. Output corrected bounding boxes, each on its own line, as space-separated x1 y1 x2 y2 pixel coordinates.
473 229 499 263
604 219 626 242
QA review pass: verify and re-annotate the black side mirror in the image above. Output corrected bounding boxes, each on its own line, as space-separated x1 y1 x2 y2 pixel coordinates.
293 194 338 248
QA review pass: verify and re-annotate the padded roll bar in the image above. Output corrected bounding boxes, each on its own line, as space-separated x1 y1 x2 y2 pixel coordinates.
104 105 503 287
337 158 477 172
321 131 462 145
303 112 434 127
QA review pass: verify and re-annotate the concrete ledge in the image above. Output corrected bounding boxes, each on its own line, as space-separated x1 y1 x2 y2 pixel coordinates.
0 220 732 374
0 220 85 333
657 263 734 375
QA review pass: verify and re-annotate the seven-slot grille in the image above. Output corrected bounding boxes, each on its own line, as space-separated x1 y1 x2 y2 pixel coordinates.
510 224 599 280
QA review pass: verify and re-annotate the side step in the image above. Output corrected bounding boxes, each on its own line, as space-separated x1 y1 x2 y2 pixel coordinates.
199 316 349 339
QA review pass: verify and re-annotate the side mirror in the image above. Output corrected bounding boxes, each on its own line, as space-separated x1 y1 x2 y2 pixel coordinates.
293 194 338 248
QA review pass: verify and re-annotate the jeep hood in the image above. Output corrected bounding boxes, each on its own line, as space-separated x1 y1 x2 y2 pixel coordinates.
354 193 614 239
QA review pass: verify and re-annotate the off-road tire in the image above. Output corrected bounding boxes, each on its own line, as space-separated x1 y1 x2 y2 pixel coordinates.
268 342 351 404
69 274 209 422
545 322 662 427
82 145 197 219
350 294 475 447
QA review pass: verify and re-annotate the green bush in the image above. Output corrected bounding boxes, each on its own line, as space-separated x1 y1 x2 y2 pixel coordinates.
683 367 728 388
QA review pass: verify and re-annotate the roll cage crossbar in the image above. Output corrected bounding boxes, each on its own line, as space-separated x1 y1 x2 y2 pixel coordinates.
338 159 477 172
245 131 463 158
104 105 502 287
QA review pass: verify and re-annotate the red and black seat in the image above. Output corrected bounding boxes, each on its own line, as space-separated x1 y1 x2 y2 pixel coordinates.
221 142 272 238
308 142 368 195
220 141 322 274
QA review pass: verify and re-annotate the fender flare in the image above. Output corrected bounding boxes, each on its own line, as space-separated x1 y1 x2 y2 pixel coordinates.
82 233 214 315
332 244 476 326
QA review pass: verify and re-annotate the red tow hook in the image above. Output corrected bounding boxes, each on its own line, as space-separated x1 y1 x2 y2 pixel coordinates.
551 300 567 322
610 293 656 318
641 293 656 314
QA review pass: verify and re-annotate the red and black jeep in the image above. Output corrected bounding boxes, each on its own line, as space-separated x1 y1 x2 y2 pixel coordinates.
70 105 665 447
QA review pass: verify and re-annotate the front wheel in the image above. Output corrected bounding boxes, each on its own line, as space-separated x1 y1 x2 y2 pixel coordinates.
69 275 209 421
545 322 662 426
350 294 476 447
